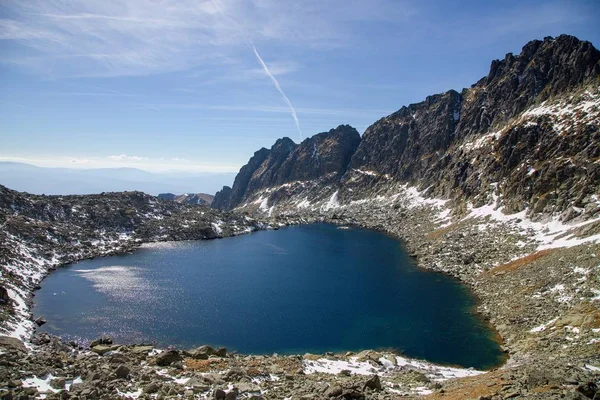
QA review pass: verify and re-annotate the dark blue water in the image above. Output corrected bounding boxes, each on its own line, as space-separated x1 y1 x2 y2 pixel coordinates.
34 224 504 369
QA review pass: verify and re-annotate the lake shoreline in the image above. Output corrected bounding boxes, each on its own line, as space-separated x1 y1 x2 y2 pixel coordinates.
1 190 599 398
33 223 505 371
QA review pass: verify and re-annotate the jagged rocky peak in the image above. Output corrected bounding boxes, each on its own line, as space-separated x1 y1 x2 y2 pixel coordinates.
456 34 600 140
211 125 361 210
214 35 599 220
279 124 360 183
350 35 600 183
348 90 462 180
245 137 298 195
212 147 271 210
211 186 232 210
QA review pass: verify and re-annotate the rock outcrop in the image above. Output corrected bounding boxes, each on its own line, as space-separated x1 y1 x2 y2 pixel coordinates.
212 125 360 209
158 192 214 206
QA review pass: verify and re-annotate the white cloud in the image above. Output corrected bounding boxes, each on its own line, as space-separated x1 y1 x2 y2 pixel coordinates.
132 102 391 117
108 154 147 161
0 155 239 173
0 0 413 77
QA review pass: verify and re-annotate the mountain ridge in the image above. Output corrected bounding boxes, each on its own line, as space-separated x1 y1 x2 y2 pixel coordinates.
212 34 600 223
158 192 214 205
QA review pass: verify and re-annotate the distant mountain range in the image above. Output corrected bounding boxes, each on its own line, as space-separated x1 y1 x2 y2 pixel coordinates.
0 162 235 196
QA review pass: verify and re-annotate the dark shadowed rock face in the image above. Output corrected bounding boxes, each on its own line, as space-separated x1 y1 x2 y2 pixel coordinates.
279 125 361 184
212 186 232 210
348 90 462 180
213 35 600 218
213 148 271 210
246 137 298 194
212 125 360 209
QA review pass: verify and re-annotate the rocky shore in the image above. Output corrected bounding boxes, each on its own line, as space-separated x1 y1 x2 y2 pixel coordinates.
1 182 600 399
2 34 600 399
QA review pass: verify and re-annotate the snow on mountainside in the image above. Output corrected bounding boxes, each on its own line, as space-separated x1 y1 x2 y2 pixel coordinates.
0 186 261 339
213 35 600 249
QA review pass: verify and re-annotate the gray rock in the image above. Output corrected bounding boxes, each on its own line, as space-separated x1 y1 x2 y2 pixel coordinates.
131 345 154 354
325 385 343 397
363 375 382 391
190 345 215 359
50 378 66 390
89 336 112 347
215 347 227 357
90 345 118 355
155 350 183 367
144 382 160 394
114 364 130 379
225 388 238 400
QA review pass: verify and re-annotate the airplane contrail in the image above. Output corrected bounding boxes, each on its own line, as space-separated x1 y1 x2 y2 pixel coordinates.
252 45 303 140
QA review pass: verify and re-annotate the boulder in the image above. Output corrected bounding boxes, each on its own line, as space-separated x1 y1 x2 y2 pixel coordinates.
214 388 226 399
89 336 112 347
325 385 343 397
0 286 10 303
90 345 119 355
50 378 66 390
131 345 154 354
215 347 227 357
114 364 130 379
155 350 183 366
190 345 215 359
363 375 382 391
225 388 238 400
109 353 130 364
144 382 160 394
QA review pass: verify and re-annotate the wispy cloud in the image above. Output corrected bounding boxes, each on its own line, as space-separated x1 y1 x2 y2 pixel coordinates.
252 45 302 140
49 92 135 97
132 102 391 117
0 0 411 78
0 155 239 173
108 154 147 161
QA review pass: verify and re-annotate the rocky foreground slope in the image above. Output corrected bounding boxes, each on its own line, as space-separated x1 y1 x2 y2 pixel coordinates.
0 35 599 399
209 35 600 398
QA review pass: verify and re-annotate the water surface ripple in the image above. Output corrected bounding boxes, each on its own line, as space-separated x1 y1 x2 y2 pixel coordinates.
34 224 504 369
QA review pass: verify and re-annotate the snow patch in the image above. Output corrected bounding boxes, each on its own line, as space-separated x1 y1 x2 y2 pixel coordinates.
322 190 340 211
530 317 559 333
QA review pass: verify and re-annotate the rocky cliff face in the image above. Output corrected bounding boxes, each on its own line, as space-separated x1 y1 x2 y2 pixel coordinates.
213 35 600 222
213 148 271 210
213 125 360 210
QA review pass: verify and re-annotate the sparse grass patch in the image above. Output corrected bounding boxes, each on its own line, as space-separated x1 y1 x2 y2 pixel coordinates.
488 249 554 275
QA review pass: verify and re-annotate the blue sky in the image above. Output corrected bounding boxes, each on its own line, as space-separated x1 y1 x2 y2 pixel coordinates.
1 0 599 173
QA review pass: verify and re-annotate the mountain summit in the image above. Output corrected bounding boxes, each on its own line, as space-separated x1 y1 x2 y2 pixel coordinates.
213 35 600 223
